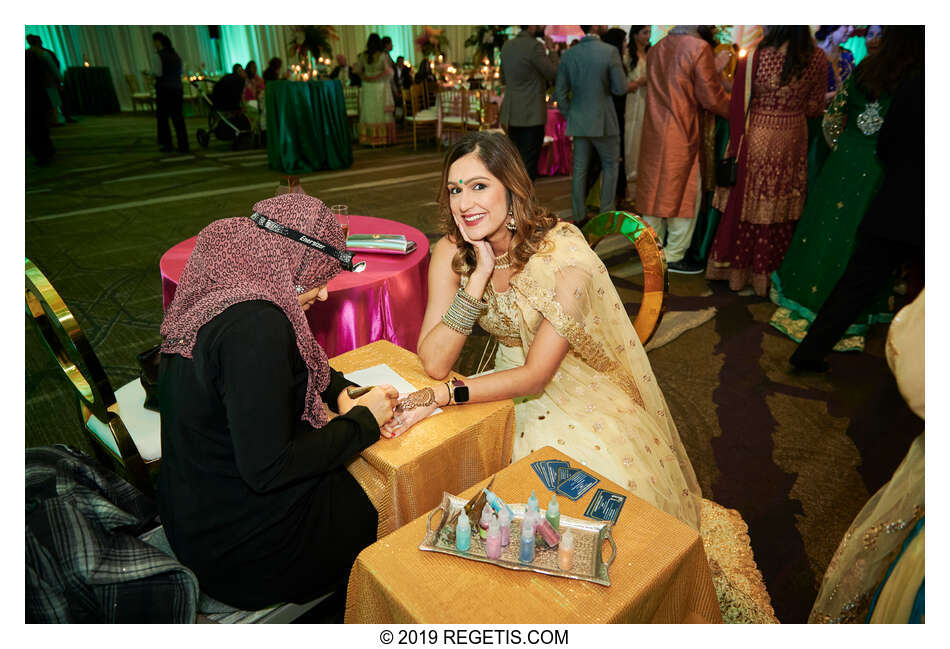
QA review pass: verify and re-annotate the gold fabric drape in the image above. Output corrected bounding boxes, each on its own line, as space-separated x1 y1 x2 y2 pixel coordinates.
345 446 723 623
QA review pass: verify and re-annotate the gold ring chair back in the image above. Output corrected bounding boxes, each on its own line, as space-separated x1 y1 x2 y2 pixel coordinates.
581 211 668 345
25 258 156 494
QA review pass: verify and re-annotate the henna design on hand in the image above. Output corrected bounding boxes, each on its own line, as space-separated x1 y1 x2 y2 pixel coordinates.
396 387 436 413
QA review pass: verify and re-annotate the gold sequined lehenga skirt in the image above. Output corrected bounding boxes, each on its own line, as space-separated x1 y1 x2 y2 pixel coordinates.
496 342 779 623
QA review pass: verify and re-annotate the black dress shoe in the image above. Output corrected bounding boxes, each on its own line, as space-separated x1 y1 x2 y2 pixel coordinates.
667 258 705 274
159 145 174 153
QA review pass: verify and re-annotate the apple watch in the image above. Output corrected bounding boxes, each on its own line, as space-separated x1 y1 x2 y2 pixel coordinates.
450 377 469 404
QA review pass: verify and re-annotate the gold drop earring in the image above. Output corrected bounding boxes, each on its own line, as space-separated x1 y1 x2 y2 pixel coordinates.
506 207 516 232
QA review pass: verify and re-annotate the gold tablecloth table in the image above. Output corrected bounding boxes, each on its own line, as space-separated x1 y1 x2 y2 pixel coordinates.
344 446 723 623
333 340 515 539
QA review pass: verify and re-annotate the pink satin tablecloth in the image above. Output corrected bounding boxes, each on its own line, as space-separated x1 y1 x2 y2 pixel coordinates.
538 107 572 176
159 214 430 356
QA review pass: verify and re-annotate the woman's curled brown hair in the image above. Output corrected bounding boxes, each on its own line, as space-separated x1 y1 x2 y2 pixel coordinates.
437 131 558 276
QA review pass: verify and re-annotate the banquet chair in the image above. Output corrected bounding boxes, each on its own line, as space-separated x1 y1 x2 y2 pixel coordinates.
437 88 467 148
421 78 437 109
480 98 501 131
25 258 160 495
463 88 488 131
126 73 155 112
404 83 437 149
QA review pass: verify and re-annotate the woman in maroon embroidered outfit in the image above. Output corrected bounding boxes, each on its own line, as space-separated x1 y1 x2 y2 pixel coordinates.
706 25 826 297
157 193 398 610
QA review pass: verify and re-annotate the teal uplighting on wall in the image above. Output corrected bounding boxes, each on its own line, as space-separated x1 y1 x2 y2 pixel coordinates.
218 25 256 71
369 25 414 64
25 26 72 67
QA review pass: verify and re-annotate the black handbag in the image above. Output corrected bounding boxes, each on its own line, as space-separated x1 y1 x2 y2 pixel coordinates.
715 156 739 187
716 47 756 188
137 344 161 412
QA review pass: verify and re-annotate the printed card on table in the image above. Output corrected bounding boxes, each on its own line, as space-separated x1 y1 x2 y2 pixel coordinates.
543 460 569 490
584 488 626 523
556 468 600 501
531 461 551 489
556 465 576 487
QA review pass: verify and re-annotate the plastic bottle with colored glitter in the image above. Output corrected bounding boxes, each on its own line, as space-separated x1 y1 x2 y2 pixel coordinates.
527 490 539 514
455 510 471 552
535 516 560 548
558 529 574 571
498 506 511 547
478 502 494 540
519 511 536 563
485 517 502 559
546 493 560 531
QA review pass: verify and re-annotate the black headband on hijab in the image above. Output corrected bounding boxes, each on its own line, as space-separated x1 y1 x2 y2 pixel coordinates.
249 212 366 272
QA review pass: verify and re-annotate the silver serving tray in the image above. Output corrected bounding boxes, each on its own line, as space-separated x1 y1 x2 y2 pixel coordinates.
419 492 616 586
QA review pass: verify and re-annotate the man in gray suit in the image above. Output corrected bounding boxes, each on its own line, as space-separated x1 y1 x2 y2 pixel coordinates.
556 25 629 223
500 26 560 181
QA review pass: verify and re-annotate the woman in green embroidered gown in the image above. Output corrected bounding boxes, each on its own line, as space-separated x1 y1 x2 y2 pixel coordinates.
769 27 921 350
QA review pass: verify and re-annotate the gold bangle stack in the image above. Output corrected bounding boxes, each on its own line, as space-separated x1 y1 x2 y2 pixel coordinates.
441 288 488 335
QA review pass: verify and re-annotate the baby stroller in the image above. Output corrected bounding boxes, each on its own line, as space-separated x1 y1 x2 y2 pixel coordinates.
192 74 260 150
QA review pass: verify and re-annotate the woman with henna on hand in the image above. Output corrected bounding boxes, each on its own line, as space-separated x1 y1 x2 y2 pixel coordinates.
383 132 703 531
157 193 398 610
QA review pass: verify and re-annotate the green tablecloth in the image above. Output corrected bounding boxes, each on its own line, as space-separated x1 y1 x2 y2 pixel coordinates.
63 67 120 115
265 80 352 173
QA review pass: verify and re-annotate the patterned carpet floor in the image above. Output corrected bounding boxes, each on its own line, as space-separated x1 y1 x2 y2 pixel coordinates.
24 114 921 622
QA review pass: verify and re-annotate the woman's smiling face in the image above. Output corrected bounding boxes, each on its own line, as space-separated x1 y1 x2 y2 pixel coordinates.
447 151 509 241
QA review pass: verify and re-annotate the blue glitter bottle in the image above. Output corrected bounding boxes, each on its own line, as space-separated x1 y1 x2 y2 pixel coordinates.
455 510 471 552
519 511 536 563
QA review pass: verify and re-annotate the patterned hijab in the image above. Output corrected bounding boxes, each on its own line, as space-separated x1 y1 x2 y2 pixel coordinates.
160 193 345 428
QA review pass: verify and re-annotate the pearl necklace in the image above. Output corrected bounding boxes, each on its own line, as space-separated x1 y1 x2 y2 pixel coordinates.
493 250 512 270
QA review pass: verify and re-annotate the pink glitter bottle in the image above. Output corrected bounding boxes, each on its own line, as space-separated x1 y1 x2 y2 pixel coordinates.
485 517 502 559
498 506 511 547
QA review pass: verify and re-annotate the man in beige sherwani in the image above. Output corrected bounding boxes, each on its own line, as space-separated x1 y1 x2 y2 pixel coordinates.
635 26 729 274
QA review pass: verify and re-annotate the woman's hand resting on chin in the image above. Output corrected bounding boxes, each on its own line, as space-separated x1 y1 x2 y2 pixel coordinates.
453 214 495 279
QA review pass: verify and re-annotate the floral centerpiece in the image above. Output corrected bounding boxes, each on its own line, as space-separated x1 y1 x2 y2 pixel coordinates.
415 26 449 58
288 26 338 62
465 26 509 66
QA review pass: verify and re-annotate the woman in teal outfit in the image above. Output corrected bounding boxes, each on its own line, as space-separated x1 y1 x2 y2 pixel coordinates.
769 27 920 351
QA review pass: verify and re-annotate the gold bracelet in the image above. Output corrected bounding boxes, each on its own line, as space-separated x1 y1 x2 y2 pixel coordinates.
441 295 482 335
452 296 483 319
456 287 488 312
441 312 473 335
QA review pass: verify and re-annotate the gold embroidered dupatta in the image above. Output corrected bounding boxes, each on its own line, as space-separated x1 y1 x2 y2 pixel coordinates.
810 291 925 623
509 223 702 530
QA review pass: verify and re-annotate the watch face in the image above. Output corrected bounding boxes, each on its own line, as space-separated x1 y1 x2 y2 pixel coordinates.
454 385 470 403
